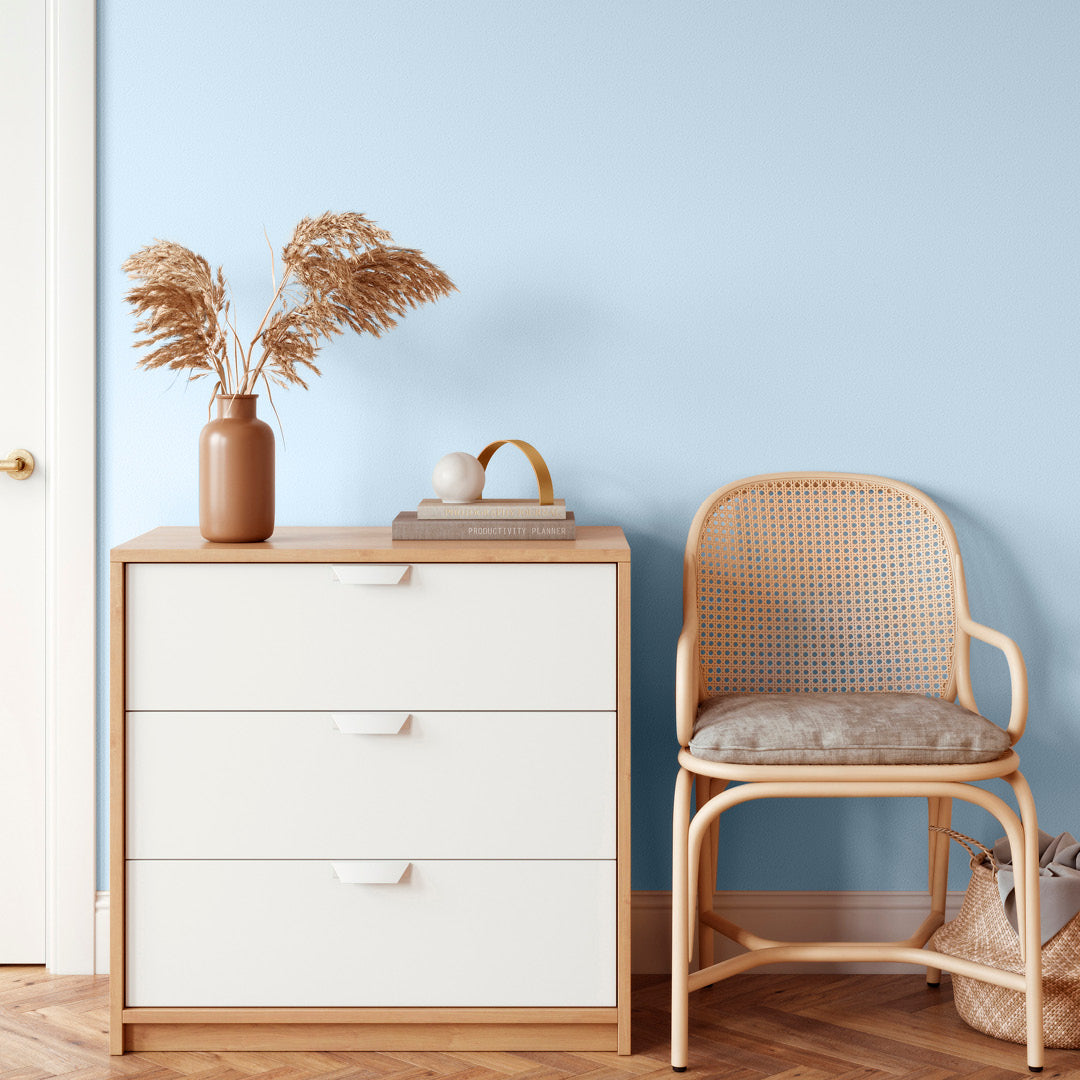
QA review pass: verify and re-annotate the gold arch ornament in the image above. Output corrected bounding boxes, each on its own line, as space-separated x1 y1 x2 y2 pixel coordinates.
476 440 555 505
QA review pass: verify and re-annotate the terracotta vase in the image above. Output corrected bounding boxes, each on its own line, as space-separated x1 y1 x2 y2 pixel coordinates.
199 394 275 542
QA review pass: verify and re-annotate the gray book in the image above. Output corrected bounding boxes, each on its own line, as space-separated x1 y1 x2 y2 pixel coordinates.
392 511 576 541
417 497 568 520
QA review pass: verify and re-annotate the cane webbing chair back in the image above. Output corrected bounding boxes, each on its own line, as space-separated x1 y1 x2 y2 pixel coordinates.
694 473 960 698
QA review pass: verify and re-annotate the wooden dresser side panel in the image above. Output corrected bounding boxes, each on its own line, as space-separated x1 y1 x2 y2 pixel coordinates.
109 562 125 1054
616 559 632 1054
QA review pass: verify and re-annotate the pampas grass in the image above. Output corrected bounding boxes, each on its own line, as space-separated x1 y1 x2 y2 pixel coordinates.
123 212 456 410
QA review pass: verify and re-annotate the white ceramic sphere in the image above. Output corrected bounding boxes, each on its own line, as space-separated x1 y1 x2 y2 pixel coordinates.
432 451 486 503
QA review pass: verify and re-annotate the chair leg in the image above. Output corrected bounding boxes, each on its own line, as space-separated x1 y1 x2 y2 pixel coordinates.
696 776 715 971
926 796 952 986
671 767 694 1072
927 796 940 895
1007 772 1044 1073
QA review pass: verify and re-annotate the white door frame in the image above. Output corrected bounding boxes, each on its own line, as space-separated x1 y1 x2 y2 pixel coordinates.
44 0 96 974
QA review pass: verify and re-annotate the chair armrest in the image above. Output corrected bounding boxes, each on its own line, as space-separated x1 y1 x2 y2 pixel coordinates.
957 612 1028 743
676 623 699 748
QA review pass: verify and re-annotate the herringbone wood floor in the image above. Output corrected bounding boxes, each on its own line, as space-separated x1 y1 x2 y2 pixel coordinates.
2 969 1079 1080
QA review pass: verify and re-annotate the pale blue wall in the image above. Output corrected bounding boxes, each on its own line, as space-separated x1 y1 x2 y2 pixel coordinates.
98 1 1080 890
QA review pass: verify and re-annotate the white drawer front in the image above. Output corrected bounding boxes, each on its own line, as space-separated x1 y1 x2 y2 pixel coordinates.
127 711 616 859
126 859 616 1007
126 563 616 711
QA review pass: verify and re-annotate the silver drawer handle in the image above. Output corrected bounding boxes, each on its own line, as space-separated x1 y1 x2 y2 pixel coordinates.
331 564 410 585
331 712 410 735
331 861 411 884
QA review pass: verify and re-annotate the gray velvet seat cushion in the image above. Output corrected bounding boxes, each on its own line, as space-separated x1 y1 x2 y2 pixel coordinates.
689 692 1011 766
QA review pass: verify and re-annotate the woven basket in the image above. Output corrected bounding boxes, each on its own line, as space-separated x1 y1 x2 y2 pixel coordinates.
928 830 1080 1049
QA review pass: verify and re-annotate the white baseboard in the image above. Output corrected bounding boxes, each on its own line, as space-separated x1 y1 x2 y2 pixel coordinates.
94 891 109 974
92 888 963 977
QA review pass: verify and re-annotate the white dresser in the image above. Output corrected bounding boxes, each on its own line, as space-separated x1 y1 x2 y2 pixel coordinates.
110 526 630 1054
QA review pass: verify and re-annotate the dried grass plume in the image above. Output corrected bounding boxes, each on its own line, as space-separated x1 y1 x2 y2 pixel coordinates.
123 212 456 412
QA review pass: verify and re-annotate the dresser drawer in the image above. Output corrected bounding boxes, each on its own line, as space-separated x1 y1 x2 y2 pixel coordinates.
127 710 616 859
126 859 616 1007
126 563 616 711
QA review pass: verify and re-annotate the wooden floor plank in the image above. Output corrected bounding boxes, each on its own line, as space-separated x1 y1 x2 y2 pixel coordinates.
796 998 1033 1072
3 968 1080 1079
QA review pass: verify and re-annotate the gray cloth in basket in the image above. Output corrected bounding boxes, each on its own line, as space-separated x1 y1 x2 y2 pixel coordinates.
993 830 1080 944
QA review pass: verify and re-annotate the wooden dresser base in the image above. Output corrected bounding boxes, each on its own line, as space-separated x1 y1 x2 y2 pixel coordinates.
121 1008 619 1052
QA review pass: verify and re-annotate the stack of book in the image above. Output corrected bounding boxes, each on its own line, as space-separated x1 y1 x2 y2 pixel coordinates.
392 498 576 540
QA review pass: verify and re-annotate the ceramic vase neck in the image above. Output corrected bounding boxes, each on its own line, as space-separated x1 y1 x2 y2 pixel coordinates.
215 393 258 420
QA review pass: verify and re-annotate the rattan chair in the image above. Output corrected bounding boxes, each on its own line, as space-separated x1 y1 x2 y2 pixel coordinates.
672 473 1043 1072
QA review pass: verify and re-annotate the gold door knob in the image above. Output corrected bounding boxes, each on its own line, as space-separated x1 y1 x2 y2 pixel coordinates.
1 449 35 480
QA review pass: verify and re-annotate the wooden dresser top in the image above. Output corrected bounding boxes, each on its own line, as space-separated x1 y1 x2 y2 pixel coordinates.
111 525 630 564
